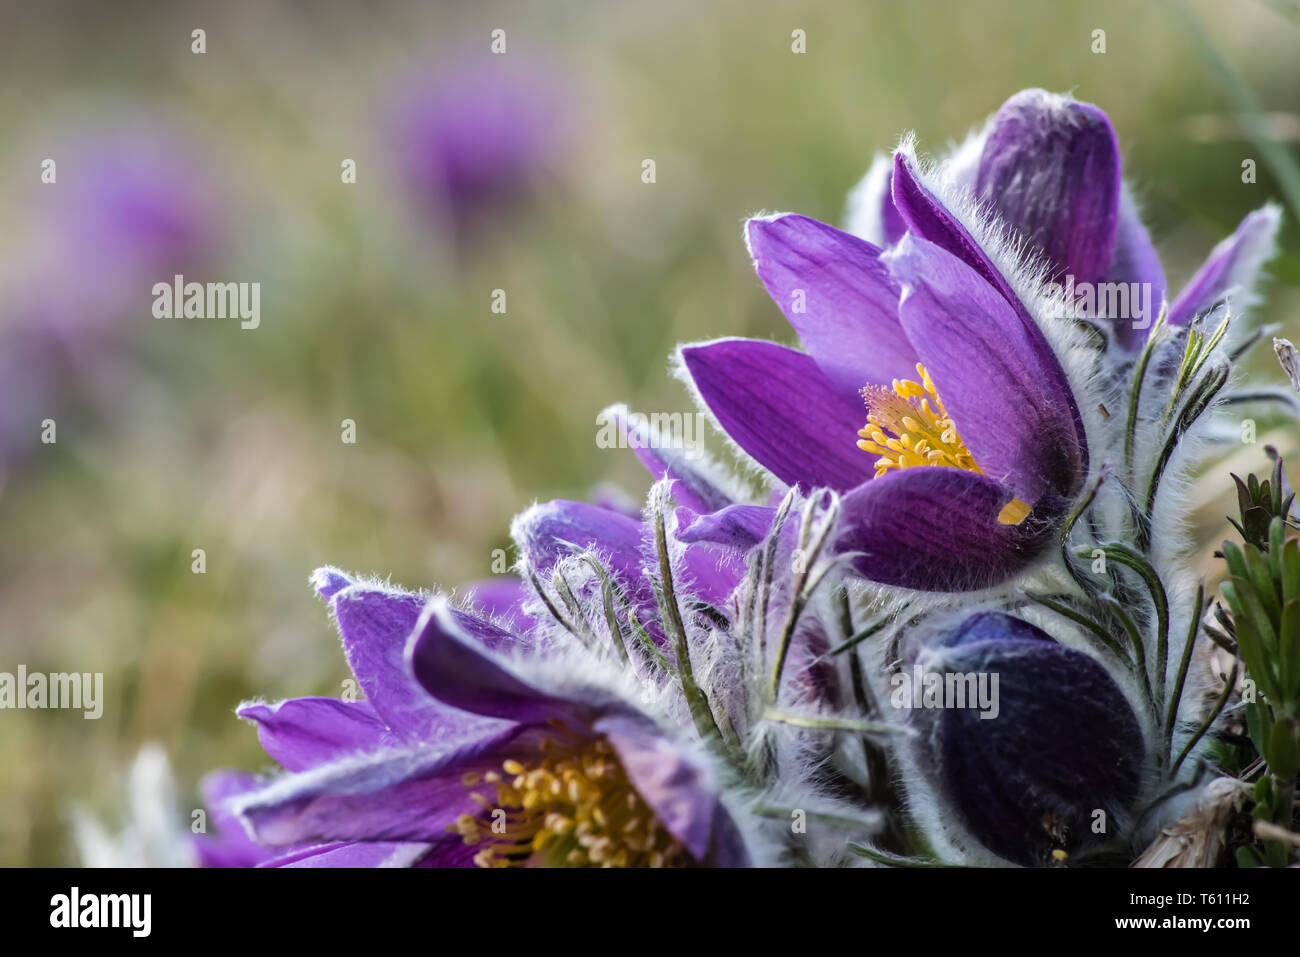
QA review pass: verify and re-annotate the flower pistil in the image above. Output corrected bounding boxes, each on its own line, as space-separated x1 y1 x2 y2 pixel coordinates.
449 733 687 868
857 363 1031 525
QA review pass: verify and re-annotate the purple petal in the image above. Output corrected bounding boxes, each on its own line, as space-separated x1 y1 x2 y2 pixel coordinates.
745 214 915 401
708 803 753 867
595 714 723 862
892 152 1020 307
675 503 776 551
835 468 1059 592
974 90 1121 286
680 338 874 492
413 837 483 867
599 404 734 513
890 157 1089 482
1168 205 1282 327
235 725 531 846
677 540 747 610
1108 190 1167 316
311 566 353 600
511 499 648 595
455 581 537 650
886 232 1086 504
195 769 275 868
263 841 431 868
321 576 527 743
461 577 529 620
450 604 530 654
237 698 390 772
328 583 443 737
407 599 597 727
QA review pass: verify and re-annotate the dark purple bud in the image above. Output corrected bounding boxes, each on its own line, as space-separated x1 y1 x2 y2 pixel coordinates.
974 89 1121 287
906 611 1143 866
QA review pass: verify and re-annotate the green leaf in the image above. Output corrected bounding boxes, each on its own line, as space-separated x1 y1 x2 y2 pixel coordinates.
1266 717 1300 779
1280 599 1300 704
1236 845 1262 868
1221 541 1250 588
1233 474 1254 523
1282 539 1300 605
1244 548 1282 627
1254 774 1275 815
1269 516 1286 565
1246 698 1270 759
1231 573 1280 661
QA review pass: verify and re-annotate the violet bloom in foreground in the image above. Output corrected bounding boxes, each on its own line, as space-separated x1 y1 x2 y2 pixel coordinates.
216 569 750 867
678 88 1281 593
903 612 1144 866
682 213 1088 592
848 89 1280 350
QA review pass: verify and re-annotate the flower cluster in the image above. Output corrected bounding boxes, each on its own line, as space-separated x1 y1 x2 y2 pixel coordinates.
198 89 1295 867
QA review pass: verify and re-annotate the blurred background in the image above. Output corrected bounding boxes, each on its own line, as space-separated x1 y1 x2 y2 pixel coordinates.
1 0 1297 865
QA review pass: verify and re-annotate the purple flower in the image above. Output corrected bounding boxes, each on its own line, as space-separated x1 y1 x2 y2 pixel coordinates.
511 496 749 633
681 211 1088 592
849 89 1280 350
26 125 221 340
903 611 1144 866
193 770 279 869
1 122 221 468
393 59 565 239
217 568 750 867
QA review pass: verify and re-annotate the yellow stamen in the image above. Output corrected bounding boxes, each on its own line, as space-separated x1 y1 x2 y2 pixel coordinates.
858 362 1032 526
448 733 689 868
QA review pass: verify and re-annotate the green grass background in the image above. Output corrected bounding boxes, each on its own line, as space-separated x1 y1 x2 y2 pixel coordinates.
0 0 1297 864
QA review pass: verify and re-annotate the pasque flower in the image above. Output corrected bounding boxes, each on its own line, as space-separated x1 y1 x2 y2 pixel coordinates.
848 89 1280 350
680 89 1282 593
393 58 565 240
216 568 751 867
178 87 1289 873
901 612 1145 866
682 214 1088 592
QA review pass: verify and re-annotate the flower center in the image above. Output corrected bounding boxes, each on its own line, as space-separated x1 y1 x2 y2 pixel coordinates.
856 362 1031 526
448 734 688 868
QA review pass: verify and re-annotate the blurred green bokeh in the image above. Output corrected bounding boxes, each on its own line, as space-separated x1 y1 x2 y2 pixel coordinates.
1 0 1298 865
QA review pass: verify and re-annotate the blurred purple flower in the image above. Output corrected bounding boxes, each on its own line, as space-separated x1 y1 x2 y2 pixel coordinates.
27 126 221 341
393 60 565 237
1 122 221 468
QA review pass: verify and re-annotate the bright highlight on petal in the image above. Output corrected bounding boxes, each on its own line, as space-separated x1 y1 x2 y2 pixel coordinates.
448 732 687 868
856 362 1031 525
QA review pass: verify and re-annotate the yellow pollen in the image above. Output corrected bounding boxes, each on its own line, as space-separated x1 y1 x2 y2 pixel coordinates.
857 363 1031 526
448 734 689 868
